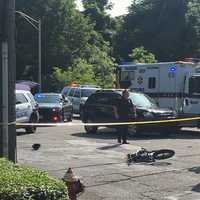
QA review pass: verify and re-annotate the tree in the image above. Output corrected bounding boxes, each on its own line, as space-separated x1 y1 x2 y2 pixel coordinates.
185 0 200 56
129 46 157 63
82 0 114 41
16 0 93 81
52 58 96 89
52 41 115 89
114 0 189 62
16 0 115 90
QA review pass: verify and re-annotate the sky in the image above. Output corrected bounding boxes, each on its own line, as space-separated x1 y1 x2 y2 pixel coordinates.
75 0 132 17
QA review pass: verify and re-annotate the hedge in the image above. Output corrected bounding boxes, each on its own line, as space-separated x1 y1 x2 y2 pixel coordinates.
0 158 69 200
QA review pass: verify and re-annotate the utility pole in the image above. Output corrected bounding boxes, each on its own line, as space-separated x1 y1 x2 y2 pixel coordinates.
38 19 42 92
15 11 42 92
0 0 16 162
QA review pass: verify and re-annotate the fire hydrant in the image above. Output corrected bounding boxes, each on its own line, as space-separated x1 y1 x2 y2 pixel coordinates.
62 168 84 200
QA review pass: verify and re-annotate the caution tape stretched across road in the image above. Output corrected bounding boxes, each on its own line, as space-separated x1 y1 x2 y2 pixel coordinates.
12 116 200 127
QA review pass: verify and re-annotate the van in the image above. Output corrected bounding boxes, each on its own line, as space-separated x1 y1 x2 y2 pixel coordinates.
61 85 101 115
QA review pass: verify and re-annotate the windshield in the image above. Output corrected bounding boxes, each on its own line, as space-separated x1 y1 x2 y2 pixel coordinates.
34 94 61 103
129 92 157 108
81 89 98 97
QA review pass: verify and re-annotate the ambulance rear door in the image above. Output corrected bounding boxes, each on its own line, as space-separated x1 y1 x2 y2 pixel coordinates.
183 74 200 115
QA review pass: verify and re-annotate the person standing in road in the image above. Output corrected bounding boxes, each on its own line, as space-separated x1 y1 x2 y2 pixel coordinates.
114 89 135 144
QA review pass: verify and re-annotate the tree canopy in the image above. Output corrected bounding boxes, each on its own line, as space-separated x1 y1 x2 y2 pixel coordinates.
15 0 200 91
129 47 157 63
16 0 115 90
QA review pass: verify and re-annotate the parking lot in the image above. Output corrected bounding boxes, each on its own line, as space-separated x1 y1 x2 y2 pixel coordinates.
17 118 200 200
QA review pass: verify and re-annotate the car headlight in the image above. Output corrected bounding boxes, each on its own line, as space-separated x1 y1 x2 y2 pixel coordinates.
143 111 154 118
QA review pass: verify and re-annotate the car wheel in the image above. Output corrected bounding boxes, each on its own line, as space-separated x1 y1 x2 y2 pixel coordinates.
62 111 65 122
62 110 70 122
67 113 73 122
79 108 84 120
25 114 37 134
84 119 97 134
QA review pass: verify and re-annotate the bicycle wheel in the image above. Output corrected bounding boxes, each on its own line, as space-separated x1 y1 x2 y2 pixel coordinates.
153 149 175 160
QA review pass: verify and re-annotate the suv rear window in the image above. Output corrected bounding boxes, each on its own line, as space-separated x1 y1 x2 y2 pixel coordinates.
95 94 110 104
87 93 120 105
81 88 98 97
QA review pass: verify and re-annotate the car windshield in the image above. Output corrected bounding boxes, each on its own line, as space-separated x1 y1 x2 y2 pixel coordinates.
81 89 98 97
34 94 61 103
129 92 157 108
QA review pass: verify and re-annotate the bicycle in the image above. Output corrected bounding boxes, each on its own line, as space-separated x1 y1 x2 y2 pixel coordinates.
127 148 175 165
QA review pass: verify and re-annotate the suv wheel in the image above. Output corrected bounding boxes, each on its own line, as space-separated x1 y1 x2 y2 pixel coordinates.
79 108 84 120
25 114 37 134
84 119 97 134
67 113 73 122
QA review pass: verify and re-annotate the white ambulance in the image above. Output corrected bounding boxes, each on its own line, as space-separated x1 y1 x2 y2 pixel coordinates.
117 60 200 127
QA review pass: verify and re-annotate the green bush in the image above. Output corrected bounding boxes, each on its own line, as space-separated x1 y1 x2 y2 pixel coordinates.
0 158 68 200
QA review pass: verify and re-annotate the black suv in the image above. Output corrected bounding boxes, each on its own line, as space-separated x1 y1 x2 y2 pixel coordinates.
82 89 177 134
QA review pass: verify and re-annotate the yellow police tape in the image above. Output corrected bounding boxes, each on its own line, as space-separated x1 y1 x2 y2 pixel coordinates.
10 116 200 127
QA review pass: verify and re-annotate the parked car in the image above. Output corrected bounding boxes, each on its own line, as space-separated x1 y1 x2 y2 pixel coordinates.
81 89 177 134
61 85 101 115
16 90 39 133
34 93 73 122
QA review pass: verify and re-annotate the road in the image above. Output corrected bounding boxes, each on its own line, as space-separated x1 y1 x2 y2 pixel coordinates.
17 118 200 200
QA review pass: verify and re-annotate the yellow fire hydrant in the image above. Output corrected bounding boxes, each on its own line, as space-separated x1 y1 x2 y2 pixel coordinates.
62 168 84 200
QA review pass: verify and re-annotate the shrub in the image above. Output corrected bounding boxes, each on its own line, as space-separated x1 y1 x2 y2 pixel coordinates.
0 158 68 200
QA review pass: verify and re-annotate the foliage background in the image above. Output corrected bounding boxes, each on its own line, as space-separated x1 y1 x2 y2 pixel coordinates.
15 0 200 91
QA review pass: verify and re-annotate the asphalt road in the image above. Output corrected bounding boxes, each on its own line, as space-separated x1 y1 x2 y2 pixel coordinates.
17 119 200 200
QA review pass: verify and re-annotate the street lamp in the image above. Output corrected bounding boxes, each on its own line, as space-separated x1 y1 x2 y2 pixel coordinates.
15 11 42 92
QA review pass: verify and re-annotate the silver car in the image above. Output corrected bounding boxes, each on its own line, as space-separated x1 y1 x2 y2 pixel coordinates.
61 85 101 115
16 90 39 133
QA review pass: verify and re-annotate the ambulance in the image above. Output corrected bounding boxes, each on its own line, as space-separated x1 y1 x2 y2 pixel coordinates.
117 60 200 127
